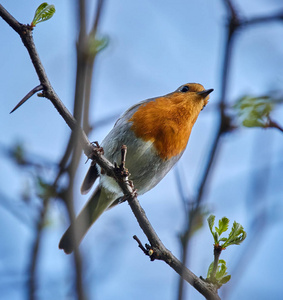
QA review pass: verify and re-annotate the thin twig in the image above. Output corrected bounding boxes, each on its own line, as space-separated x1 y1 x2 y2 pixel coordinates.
83 0 105 134
243 11 283 26
28 197 49 300
90 0 104 36
268 119 283 133
133 235 149 256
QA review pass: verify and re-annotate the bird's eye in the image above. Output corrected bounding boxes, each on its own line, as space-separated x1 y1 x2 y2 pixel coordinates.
180 86 189 93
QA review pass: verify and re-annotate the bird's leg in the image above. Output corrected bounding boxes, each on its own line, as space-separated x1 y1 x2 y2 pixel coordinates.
113 145 138 199
119 144 128 176
114 144 129 178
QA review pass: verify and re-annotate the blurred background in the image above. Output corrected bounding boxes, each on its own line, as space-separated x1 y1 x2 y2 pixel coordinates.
1 0 283 299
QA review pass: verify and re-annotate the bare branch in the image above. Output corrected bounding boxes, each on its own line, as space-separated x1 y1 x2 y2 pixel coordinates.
243 11 283 26
0 5 22 33
267 119 283 133
28 197 49 300
133 235 150 256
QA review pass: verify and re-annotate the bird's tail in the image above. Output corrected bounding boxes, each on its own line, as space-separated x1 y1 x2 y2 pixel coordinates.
59 186 114 254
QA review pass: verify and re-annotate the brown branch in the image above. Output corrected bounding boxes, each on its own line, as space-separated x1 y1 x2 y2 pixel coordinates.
83 0 105 134
28 197 49 300
57 0 105 170
267 119 283 133
90 0 104 36
1 4 221 299
127 192 220 300
243 11 283 26
1 4 91 300
133 235 150 256
0 4 129 186
57 1 105 298
0 4 22 33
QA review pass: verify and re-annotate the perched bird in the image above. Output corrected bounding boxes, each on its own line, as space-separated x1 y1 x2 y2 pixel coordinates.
59 83 213 254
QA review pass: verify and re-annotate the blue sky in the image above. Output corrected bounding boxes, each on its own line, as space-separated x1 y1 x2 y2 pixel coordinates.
1 1 283 299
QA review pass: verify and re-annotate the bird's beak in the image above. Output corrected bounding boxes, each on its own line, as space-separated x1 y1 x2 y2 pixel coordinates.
197 89 214 98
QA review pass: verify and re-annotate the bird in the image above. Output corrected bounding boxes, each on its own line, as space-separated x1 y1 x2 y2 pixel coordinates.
59 83 213 254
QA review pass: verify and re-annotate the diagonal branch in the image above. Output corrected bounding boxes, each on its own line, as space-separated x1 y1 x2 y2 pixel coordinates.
0 4 22 33
128 189 220 300
266 117 283 133
0 4 221 300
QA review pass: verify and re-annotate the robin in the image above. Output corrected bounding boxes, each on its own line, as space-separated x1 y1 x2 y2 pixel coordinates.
59 83 213 254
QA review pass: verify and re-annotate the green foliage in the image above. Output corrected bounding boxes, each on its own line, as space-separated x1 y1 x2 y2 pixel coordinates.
222 220 247 248
31 3 55 27
206 215 246 287
88 36 109 56
215 217 229 236
207 215 246 248
36 177 57 200
234 95 275 128
207 259 231 286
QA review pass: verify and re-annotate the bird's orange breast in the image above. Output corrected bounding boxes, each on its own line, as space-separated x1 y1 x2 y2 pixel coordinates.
129 93 199 160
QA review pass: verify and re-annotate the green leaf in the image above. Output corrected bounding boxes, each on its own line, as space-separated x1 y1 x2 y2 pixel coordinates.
219 237 227 243
215 260 227 280
242 118 265 128
88 36 109 55
206 259 230 286
213 232 219 244
207 262 214 278
220 275 231 284
215 217 229 236
31 2 56 27
207 215 215 235
222 221 247 248
233 95 275 129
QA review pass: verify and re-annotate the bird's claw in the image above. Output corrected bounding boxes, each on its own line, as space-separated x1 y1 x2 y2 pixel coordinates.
114 162 130 178
91 141 104 155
